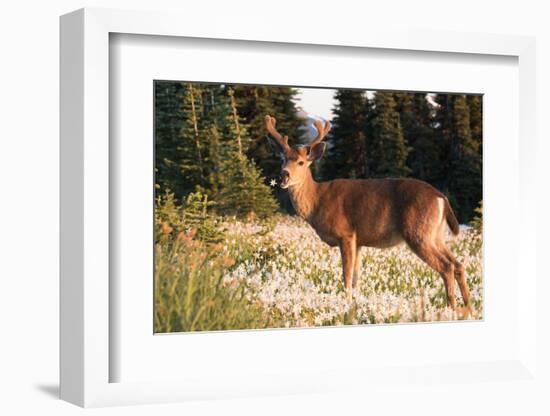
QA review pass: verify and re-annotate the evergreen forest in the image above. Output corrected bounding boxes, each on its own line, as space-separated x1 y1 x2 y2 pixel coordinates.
155 82 482 223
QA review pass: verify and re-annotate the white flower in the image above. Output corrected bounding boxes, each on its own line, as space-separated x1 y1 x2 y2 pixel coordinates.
221 215 482 327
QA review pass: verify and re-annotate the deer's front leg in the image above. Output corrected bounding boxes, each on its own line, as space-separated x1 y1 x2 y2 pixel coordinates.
339 236 356 301
353 246 362 288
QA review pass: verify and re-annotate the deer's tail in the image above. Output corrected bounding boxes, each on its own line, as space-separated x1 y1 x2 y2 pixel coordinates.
444 198 460 236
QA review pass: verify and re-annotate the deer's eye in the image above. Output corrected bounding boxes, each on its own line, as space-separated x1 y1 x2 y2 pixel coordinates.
298 161 305 166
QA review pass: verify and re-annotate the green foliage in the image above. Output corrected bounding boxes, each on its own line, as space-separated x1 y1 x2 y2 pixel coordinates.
156 215 483 332
394 93 442 183
203 87 277 219
318 90 483 222
366 92 411 177
154 194 286 332
155 82 206 198
153 83 485 332
154 82 187 197
155 81 483 223
155 190 223 245
154 236 268 332
154 191 266 332
232 85 304 212
470 200 483 234
155 82 278 219
436 94 482 223
324 89 368 179
467 95 483 152
210 155 278 219
226 85 304 170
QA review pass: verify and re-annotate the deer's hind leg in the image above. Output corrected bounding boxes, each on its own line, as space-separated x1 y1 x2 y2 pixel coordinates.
407 240 457 310
438 242 473 316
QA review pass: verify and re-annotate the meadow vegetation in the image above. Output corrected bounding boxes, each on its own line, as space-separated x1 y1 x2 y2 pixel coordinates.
154 83 483 332
154 193 483 332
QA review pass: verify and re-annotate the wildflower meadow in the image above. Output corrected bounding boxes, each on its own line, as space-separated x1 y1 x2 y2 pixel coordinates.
154 82 483 332
154 195 483 333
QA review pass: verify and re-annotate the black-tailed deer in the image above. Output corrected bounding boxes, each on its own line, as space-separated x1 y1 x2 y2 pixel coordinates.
265 115 472 316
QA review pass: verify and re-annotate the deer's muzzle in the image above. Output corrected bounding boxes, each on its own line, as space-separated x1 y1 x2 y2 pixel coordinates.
280 170 290 189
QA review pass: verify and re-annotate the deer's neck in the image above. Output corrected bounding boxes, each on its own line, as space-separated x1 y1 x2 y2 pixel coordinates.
287 170 320 221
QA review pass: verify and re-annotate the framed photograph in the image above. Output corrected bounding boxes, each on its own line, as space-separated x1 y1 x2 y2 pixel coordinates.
60 8 539 408
151 80 483 332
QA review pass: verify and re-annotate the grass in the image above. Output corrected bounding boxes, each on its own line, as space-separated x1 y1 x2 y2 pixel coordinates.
154 233 272 332
154 215 483 333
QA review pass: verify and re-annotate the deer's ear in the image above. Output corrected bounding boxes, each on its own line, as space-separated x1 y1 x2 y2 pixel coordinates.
307 142 326 162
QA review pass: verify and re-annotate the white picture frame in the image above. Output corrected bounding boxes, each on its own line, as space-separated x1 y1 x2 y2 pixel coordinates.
60 7 539 408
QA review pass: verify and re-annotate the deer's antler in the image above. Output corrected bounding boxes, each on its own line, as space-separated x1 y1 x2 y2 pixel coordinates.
310 119 331 147
265 115 290 153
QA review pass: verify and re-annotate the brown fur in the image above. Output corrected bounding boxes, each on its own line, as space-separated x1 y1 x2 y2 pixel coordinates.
266 116 471 314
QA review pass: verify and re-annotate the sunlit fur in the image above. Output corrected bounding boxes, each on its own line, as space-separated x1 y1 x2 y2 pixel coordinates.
266 117 472 316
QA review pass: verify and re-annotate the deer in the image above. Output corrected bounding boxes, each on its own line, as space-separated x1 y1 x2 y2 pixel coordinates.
265 115 473 317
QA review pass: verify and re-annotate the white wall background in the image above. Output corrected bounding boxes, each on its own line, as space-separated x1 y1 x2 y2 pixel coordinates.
0 1 548 414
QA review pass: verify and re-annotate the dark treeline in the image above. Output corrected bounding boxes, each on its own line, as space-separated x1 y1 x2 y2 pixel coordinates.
155 82 482 223
324 90 482 222
155 81 301 219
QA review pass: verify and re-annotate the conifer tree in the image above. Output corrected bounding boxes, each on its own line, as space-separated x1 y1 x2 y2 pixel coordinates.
155 82 206 199
232 85 303 213
448 95 482 223
467 95 483 154
179 83 206 188
366 92 411 177
155 82 483 222
394 93 442 183
434 94 482 222
232 85 277 178
155 81 186 197
233 85 303 179
202 124 224 198
433 93 453 190
323 89 367 179
203 86 277 218
269 87 304 141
